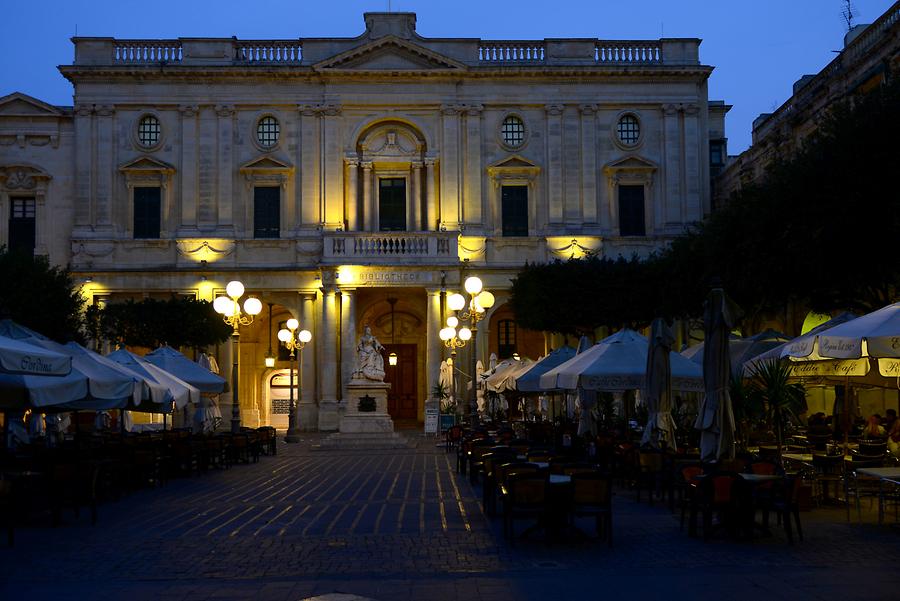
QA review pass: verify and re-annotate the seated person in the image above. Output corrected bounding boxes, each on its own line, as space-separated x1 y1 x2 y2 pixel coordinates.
861 414 886 439
882 409 897 431
887 420 900 459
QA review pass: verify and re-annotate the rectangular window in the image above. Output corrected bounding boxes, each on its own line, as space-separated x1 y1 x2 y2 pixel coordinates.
618 185 646 237
501 185 528 237
8 198 36 255
379 178 406 231
497 319 517 360
133 187 161 239
254 187 280 239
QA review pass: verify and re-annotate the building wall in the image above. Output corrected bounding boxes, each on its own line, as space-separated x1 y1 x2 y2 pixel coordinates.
0 12 722 430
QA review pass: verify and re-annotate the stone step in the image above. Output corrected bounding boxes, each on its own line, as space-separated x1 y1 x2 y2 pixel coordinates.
311 431 413 451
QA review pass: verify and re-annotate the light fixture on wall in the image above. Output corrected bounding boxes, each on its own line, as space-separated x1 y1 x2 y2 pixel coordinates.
264 302 275 368
387 297 398 367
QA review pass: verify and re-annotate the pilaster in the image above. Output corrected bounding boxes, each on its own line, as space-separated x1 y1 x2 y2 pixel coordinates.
463 105 483 227
299 292 318 431
579 104 598 224
215 104 235 229
424 157 438 231
321 104 344 228
318 278 339 431
425 288 443 408
662 103 682 225
73 104 93 228
298 105 321 226
683 103 702 223
545 104 564 225
439 104 461 230
345 157 359 231
197 106 216 227
339 288 357 405
94 105 114 228
179 104 199 229
411 160 423 231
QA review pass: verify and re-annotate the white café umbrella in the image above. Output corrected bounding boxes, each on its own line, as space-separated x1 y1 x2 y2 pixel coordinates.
144 346 226 393
684 329 790 377
0 334 71 376
484 357 533 393
107 348 200 410
0 320 134 410
642 318 678 450
514 346 577 392
195 352 225 433
539 329 703 393
694 288 742 463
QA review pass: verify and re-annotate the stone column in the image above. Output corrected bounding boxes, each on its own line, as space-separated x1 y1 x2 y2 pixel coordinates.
197 107 216 227
411 161 423 231
464 105 483 227
298 105 321 227
215 105 235 230
299 292 318 431
683 103 702 224
339 289 357 405
361 161 374 231
579 104 598 224
439 105 461 229
180 105 198 229
662 103 682 226
345 157 359 231
318 282 339 431
545 104 564 226
425 288 442 406
424 157 437 231
94 105 114 229
321 104 344 229
73 104 93 227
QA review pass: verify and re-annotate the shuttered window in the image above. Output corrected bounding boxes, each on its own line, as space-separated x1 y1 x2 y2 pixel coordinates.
254 187 280 239
133 187 161 239
8 198 36 254
501 185 528 237
618 185 646 236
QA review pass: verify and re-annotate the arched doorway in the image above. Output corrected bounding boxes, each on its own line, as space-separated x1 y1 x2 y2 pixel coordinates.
356 289 426 423
265 369 296 430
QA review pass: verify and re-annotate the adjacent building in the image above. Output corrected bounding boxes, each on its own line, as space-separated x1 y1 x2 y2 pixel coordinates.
0 12 722 429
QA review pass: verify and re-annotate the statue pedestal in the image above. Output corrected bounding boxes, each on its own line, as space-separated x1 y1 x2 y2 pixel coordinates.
314 380 409 450
340 380 393 433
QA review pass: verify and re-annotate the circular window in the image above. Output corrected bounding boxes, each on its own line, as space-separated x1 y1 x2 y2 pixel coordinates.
256 116 280 148
616 114 640 146
137 115 161 148
500 115 526 149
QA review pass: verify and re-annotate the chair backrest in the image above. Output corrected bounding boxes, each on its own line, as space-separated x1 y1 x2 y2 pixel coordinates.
700 471 740 504
508 473 547 505
851 454 885 470
447 425 463 442
501 462 539 485
812 453 845 474
638 451 664 471
719 457 747 473
571 472 611 505
749 461 779 476
680 465 704 484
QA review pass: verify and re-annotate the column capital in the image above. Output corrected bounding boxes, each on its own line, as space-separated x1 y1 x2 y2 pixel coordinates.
683 103 700 115
578 104 597 116
215 104 236 117
544 104 564 116
360 161 374 171
411 160 424 169
464 104 484 116
344 156 360 167
179 104 199 117
440 103 464 116
662 103 679 116
298 104 318 116
95 105 115 117
74 104 93 116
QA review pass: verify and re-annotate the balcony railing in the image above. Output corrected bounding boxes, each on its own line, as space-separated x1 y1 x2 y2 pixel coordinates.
594 41 662 63
234 40 302 63
322 232 457 263
478 41 545 62
114 40 182 63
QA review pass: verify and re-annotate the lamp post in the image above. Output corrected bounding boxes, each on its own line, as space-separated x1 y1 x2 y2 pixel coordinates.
446 276 494 419
213 280 262 434
278 318 312 443
439 315 472 414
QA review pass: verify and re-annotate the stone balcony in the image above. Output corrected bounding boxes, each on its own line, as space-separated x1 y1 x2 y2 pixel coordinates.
321 231 458 265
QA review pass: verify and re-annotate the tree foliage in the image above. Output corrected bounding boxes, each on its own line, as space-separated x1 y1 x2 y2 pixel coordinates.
0 248 86 343
87 296 231 350
510 78 900 334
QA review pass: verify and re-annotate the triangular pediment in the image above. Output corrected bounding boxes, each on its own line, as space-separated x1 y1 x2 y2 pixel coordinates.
0 92 65 117
239 156 294 172
313 36 466 71
118 156 176 173
490 155 539 169
604 155 658 171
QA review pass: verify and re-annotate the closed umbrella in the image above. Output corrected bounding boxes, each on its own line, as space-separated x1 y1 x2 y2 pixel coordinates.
694 288 743 463
642 318 677 450
196 353 224 433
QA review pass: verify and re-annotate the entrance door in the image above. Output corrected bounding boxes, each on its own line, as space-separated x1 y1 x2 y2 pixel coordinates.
382 343 417 420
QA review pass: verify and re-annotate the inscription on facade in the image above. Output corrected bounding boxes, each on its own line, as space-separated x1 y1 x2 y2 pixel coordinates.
357 271 433 284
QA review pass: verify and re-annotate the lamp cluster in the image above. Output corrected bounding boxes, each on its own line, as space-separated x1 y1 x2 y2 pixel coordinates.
439 276 495 344
213 280 262 329
278 318 312 352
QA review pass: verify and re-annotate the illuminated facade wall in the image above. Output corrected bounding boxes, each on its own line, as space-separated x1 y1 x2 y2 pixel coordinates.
0 13 720 429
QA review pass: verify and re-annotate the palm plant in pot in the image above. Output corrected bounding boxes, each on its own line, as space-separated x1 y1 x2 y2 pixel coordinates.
747 359 806 466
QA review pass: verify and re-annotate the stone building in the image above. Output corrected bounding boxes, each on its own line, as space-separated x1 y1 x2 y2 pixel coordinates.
0 12 722 430
716 2 900 203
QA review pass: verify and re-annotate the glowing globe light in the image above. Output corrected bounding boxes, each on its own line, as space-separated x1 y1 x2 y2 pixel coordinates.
299 330 312 343
243 297 262 316
458 327 472 341
226 280 245 299
447 316 459 328
476 291 495 309
286 318 299 331
447 293 465 311
213 296 233 315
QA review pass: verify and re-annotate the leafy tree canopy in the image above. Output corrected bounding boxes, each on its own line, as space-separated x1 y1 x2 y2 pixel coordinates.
510 78 900 334
87 296 231 350
0 248 86 343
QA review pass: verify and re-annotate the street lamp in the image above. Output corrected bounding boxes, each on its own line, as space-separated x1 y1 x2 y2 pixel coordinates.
213 280 262 433
277 318 312 443
446 275 495 418
439 316 472 415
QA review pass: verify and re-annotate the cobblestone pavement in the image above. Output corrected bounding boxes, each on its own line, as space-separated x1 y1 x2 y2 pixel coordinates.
1 433 898 600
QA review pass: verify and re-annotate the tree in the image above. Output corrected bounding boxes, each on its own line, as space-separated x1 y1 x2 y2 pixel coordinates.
91 296 231 350
0 248 86 343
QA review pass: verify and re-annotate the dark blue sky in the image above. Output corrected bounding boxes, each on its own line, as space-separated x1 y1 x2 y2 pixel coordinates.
1 0 894 153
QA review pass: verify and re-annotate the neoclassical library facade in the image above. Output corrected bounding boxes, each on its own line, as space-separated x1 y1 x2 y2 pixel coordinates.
0 12 725 429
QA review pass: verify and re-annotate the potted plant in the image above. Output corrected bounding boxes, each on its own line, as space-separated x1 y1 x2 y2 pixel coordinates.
748 359 806 466
432 381 456 430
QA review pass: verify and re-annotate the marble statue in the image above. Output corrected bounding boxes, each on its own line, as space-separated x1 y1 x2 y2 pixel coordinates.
352 325 386 382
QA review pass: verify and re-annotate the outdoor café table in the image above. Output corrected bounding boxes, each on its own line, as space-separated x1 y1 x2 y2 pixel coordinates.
855 467 900 524
531 462 550 470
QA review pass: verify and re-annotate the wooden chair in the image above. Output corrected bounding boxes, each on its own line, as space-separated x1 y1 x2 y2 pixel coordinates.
635 451 664 504
501 472 548 542
771 476 804 544
689 471 742 540
569 471 613 545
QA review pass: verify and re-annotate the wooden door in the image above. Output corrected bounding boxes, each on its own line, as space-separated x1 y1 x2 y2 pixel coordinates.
383 343 417 420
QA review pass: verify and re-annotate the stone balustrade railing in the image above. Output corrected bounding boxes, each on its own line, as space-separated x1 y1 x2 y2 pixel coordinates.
113 40 182 63
478 41 545 62
234 40 303 63
594 41 662 63
73 36 698 67
322 232 457 263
